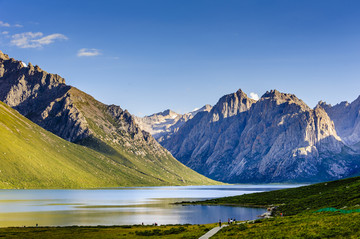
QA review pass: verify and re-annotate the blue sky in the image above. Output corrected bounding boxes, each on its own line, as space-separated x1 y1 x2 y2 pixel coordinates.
1 0 360 116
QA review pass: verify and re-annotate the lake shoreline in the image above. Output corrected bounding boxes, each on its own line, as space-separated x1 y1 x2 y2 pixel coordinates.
0 185 292 227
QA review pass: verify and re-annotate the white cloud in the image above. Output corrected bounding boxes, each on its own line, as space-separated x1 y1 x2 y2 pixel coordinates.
0 21 10 27
1 31 9 35
10 32 68 48
77 48 101 57
249 92 260 101
0 21 22 27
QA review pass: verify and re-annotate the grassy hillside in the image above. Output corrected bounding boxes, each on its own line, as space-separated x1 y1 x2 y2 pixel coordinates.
0 101 216 188
187 175 360 215
68 88 218 186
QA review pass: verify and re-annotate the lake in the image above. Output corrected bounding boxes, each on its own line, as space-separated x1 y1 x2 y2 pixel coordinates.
0 185 298 227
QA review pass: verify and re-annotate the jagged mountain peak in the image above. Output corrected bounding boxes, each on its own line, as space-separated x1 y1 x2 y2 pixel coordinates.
161 109 178 117
211 89 255 119
260 89 310 110
147 109 179 118
235 88 246 96
321 95 360 146
219 88 251 101
262 89 296 101
262 89 282 97
191 104 212 114
202 104 212 111
0 53 65 87
317 100 331 108
0 50 9 60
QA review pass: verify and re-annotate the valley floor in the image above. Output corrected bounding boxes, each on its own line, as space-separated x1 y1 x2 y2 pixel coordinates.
2 176 360 238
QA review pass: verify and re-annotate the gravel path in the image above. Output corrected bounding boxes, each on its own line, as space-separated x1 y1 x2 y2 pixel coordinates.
198 220 256 239
198 224 228 239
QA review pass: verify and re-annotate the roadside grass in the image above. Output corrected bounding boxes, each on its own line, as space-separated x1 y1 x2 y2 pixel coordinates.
0 224 215 239
213 212 360 238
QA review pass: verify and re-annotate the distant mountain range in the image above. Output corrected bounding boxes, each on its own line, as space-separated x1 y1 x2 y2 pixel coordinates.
134 105 212 142
138 89 360 183
0 50 215 188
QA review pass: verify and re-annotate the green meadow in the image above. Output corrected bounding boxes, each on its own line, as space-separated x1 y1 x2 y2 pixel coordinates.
214 212 360 238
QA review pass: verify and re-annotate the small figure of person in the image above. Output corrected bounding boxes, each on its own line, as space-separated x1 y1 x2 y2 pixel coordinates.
219 219 222 227
230 218 233 224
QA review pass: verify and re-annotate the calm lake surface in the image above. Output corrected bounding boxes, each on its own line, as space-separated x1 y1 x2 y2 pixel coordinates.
0 185 299 227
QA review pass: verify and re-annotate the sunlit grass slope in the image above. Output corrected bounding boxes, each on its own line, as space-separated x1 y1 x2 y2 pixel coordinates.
0 101 216 188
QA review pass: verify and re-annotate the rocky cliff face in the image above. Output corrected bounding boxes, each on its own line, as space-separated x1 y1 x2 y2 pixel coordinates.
134 105 212 142
0 50 191 164
162 89 360 183
318 97 360 147
0 51 89 142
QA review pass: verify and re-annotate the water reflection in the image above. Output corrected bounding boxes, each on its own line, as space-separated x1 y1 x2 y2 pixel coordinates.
0 185 299 227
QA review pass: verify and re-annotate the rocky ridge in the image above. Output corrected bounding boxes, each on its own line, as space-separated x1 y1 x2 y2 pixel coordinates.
318 97 360 147
162 89 360 183
0 51 162 155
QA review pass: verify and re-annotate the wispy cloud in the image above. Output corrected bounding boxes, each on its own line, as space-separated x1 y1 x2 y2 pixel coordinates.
249 92 260 101
0 21 10 27
1 31 9 35
10 32 68 48
0 21 22 28
77 48 101 57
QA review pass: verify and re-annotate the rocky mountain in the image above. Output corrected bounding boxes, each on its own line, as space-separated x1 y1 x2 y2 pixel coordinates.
318 97 360 147
0 50 216 187
134 105 212 142
162 89 360 183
